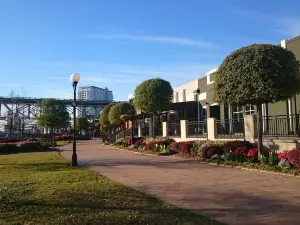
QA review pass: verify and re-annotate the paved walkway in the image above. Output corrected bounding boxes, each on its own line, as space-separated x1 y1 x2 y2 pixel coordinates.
60 140 300 225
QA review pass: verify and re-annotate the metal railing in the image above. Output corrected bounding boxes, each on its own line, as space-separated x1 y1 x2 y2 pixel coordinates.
187 121 207 138
168 122 181 137
263 114 300 138
216 119 244 138
155 123 163 136
142 123 150 137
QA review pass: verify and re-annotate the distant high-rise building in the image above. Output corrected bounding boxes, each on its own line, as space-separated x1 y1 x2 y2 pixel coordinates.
78 86 113 117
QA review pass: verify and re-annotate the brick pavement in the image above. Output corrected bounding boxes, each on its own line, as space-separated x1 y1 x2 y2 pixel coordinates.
60 140 300 225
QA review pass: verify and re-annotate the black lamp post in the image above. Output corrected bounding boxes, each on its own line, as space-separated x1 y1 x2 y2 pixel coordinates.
70 73 80 167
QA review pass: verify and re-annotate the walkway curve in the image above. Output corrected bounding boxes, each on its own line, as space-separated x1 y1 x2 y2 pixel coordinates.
60 139 300 225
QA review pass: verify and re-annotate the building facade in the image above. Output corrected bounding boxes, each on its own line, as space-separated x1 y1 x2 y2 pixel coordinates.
78 86 113 118
173 35 300 134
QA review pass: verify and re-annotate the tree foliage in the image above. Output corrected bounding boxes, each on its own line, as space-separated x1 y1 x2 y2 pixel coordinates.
108 102 135 125
214 44 300 105
99 103 116 131
214 44 300 158
76 117 90 132
133 78 173 115
37 99 70 129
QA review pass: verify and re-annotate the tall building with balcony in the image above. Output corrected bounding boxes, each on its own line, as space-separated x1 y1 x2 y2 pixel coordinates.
78 86 113 118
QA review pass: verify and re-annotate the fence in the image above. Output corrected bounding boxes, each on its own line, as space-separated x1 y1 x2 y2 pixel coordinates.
168 122 181 137
216 119 244 138
263 115 300 138
142 123 150 137
155 122 163 136
187 121 207 138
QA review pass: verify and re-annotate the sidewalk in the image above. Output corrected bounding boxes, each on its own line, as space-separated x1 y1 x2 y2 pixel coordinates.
60 140 300 225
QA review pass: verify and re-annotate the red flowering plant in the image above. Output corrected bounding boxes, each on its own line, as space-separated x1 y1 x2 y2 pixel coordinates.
247 148 258 161
287 149 300 168
278 150 289 160
234 146 248 156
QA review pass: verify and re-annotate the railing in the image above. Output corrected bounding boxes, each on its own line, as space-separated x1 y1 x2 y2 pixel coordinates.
142 123 150 137
216 119 244 138
263 115 300 138
187 121 207 138
168 122 181 137
115 128 132 140
155 123 163 136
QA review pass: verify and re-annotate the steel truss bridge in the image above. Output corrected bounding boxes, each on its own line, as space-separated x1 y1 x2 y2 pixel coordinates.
0 96 113 121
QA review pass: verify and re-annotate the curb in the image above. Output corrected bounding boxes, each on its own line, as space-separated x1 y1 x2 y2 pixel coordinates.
203 162 300 178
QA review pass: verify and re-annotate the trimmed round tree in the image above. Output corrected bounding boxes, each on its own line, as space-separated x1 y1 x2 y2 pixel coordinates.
99 103 116 133
108 102 135 126
214 44 300 157
134 78 173 137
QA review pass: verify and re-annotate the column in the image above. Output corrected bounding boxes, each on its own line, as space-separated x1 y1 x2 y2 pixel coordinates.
162 121 168 137
180 120 187 140
288 98 293 133
138 121 143 137
207 118 216 140
244 115 257 143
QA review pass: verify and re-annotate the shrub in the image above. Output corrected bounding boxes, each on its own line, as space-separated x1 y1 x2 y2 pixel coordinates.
134 138 145 149
223 141 253 153
177 141 194 155
268 152 279 166
17 141 44 152
145 142 155 150
162 138 176 146
169 142 179 152
190 141 207 156
190 140 224 157
0 143 18 153
287 149 300 168
247 148 258 161
260 155 269 164
115 138 124 146
234 146 248 156
278 150 289 160
40 141 51 149
211 154 221 160
278 159 292 169
202 145 223 159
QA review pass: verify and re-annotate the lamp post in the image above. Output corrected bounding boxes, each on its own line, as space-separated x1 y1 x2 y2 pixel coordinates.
193 88 201 135
70 73 80 167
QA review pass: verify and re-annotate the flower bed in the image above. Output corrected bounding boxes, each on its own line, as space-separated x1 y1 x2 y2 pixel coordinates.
112 138 300 176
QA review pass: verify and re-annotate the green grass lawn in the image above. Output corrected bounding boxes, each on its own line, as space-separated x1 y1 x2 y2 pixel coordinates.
0 151 223 225
55 140 72 146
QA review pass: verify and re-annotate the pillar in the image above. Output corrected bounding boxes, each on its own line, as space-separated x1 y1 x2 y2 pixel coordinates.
162 121 168 137
138 121 143 137
244 115 257 143
180 120 187 140
207 118 216 140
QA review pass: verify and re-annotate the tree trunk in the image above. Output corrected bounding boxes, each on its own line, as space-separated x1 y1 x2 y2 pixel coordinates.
256 104 263 160
149 117 153 137
52 126 56 148
152 115 156 138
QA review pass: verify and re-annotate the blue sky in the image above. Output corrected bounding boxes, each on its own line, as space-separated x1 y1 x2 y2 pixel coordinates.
0 0 299 100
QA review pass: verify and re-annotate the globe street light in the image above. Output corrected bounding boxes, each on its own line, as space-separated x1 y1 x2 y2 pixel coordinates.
70 73 80 167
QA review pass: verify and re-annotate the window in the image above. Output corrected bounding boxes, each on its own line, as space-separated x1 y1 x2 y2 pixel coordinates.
245 104 256 115
232 106 244 121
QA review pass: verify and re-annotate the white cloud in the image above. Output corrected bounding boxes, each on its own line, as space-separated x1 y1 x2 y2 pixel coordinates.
86 34 215 47
233 7 300 37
